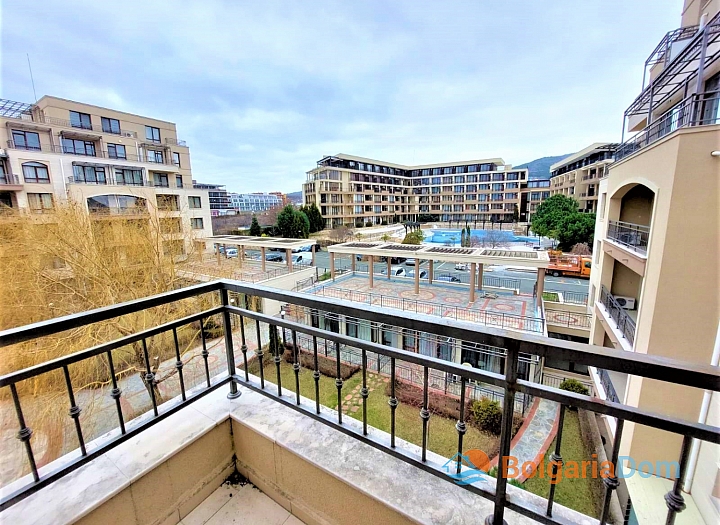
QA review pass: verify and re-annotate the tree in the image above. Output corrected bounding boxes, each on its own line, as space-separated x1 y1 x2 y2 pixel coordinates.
276 205 309 239
300 203 324 233
268 324 282 356
512 204 519 223
402 230 424 244
380 233 391 242
530 195 579 240
482 229 507 249
570 242 592 255
556 213 596 250
328 225 353 243
249 216 261 236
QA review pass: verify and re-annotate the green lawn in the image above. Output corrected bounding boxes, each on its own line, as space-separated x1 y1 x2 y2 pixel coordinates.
250 359 498 460
523 410 604 518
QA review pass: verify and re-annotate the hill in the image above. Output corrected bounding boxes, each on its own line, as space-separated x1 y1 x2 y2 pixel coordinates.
286 191 303 204
515 154 572 180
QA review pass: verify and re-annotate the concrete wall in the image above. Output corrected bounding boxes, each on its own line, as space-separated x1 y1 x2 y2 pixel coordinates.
260 266 317 316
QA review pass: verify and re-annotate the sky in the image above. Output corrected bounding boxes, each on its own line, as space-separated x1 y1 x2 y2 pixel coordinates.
1 0 679 193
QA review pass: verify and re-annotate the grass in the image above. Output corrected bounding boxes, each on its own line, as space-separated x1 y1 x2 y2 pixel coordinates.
542 291 560 302
250 359 498 460
523 410 603 518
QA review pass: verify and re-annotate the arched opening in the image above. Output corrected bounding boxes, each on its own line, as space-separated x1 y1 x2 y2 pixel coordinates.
607 183 655 254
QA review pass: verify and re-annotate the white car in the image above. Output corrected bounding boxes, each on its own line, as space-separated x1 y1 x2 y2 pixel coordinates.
225 248 238 258
380 266 406 277
455 263 469 271
291 254 311 265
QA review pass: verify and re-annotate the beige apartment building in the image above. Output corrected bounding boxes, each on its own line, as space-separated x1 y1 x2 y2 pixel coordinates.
303 154 529 228
548 143 616 214
588 1 720 523
0 96 213 255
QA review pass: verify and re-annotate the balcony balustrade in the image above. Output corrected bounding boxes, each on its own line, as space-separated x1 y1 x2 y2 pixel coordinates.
607 220 650 254
599 285 637 345
0 280 717 524
6 141 178 166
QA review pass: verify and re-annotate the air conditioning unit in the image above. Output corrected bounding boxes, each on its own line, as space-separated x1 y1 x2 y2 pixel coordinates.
121 131 136 138
614 296 636 309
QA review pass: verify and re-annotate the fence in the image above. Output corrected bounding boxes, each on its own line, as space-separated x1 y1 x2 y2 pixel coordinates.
544 309 592 330
600 285 636 345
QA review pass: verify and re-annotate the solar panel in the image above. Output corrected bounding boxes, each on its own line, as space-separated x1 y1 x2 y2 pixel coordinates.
377 244 418 251
424 247 476 255
480 249 538 258
343 242 381 248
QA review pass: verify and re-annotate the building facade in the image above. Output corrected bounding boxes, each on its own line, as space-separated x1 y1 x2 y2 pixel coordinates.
588 1 720 523
192 181 234 216
303 154 529 228
0 96 213 255
229 192 283 212
548 143 616 214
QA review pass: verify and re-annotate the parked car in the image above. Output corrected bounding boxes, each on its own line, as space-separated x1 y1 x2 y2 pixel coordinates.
405 258 417 266
435 274 461 283
379 256 407 264
380 267 406 277
225 248 238 259
291 254 311 265
406 269 428 279
454 263 469 271
292 244 314 253
265 253 284 262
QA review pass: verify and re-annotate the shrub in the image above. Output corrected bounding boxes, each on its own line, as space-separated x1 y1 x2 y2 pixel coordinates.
318 271 331 281
470 398 503 435
559 378 590 396
402 230 424 244
365 221 373 227
282 347 359 380
381 220 388 225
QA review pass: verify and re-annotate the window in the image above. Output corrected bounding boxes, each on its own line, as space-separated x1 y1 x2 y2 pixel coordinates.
153 172 169 187
87 195 146 214
157 194 179 211
107 143 126 159
160 217 182 234
62 138 96 156
188 196 202 209
115 168 143 186
172 152 181 166
175 175 183 188
146 149 164 163
12 130 41 150
346 320 358 339
70 111 92 130
27 193 53 212
145 126 161 142
162 240 185 256
22 162 50 183
191 217 204 229
73 165 106 184
101 117 120 134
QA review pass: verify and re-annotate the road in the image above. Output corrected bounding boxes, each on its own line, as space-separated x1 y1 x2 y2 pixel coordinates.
310 251 589 296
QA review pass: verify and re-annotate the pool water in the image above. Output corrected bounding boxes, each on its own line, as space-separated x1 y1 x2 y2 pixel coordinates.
425 229 537 245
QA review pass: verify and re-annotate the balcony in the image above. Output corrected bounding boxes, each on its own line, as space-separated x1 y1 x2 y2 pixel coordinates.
0 281 718 525
606 220 649 255
165 137 188 147
5 141 178 166
0 173 22 190
599 285 636 346
617 92 720 162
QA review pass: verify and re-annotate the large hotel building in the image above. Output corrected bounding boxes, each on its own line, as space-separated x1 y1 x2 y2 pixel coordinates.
0 96 213 254
303 154 531 228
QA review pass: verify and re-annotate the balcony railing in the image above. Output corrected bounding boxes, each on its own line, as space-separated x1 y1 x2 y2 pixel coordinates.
5 141 178 166
598 368 620 403
164 137 187 147
3 112 138 137
67 175 147 187
607 219 650 254
0 173 21 185
616 93 720 161
544 309 592 330
599 285 636 346
0 280 718 524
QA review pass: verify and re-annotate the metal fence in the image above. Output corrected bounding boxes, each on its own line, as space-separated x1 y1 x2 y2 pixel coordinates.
544 309 592 330
599 285 636 346
311 285 545 333
607 220 650 254
544 288 589 305
1 279 718 525
598 368 620 403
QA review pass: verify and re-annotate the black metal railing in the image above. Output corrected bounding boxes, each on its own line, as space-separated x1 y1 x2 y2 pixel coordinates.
544 309 592 330
1 279 718 525
599 285 637 345
598 368 620 404
607 220 650 254
616 93 720 162
544 288 589 305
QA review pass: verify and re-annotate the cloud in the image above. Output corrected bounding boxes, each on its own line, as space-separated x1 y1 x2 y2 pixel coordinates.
1 0 679 192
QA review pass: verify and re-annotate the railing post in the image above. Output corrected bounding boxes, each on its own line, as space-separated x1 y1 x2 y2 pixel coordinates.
486 344 519 525
221 288 241 399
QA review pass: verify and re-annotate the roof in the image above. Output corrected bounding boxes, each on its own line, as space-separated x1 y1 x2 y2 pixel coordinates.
328 242 549 268
549 143 616 172
201 235 316 250
320 153 514 170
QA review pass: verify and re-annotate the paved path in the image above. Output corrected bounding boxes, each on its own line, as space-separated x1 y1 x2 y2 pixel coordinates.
489 398 560 482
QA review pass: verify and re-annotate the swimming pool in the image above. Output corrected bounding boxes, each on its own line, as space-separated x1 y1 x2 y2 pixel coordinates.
424 229 537 245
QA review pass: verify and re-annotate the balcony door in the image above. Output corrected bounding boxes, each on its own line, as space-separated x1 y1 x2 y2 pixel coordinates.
700 72 719 125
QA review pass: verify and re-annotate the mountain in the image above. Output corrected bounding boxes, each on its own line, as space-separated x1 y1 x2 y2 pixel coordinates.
286 191 303 204
515 154 572 180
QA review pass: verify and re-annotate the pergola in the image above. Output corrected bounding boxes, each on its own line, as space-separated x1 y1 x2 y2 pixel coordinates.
200 235 318 272
327 241 550 307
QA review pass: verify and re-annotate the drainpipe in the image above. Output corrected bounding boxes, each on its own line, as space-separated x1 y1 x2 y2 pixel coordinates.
684 320 720 491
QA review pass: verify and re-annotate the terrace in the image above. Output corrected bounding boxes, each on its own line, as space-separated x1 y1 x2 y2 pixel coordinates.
0 280 717 525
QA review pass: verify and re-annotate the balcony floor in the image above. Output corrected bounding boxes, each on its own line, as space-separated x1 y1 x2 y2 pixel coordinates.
181 477 303 525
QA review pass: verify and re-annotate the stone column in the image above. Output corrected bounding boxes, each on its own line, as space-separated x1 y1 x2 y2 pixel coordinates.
477 263 484 291
368 256 374 288
330 252 335 280
311 244 316 266
414 258 420 294
536 267 546 309
286 248 293 272
387 257 391 280
469 262 476 302
216 244 221 266
351 253 356 273
428 260 434 284
261 247 266 272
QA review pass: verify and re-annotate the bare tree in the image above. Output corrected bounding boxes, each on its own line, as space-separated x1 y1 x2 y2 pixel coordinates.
328 225 353 243
481 229 508 249
570 242 592 255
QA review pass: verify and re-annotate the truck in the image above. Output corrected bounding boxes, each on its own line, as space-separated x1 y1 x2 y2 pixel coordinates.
547 252 592 278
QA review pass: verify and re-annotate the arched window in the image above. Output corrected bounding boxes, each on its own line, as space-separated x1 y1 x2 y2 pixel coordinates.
22 162 50 183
